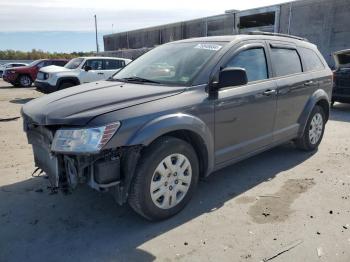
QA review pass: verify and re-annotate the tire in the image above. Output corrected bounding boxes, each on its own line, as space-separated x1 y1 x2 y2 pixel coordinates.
128 136 199 221
295 105 325 151
18 75 32 87
58 81 75 90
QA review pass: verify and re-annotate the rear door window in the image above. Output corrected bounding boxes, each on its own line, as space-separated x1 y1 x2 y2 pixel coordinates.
299 48 325 71
104 59 125 70
37 61 51 68
226 48 268 82
270 47 302 77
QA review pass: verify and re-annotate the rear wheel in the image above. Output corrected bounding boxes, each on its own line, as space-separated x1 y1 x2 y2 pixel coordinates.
19 75 32 87
295 105 325 151
128 136 199 221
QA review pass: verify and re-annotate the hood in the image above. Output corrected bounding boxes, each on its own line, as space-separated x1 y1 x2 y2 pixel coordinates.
22 80 185 126
40 65 71 73
7 65 33 72
333 49 350 69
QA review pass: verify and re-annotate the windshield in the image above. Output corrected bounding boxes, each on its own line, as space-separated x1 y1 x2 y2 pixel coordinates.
113 42 225 85
28 60 43 67
65 58 84 69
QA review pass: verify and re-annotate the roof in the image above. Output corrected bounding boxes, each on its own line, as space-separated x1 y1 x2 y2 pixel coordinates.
169 34 315 48
80 56 131 61
333 49 350 55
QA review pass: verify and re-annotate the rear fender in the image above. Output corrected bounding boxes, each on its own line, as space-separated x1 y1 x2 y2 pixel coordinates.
298 89 330 136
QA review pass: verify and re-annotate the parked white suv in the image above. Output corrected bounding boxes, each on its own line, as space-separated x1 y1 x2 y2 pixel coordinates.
34 57 131 93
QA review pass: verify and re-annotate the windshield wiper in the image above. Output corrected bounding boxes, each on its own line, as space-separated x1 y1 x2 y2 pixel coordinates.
120 77 161 84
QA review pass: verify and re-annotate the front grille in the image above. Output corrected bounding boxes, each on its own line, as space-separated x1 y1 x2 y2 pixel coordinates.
336 78 350 87
335 73 350 91
335 88 350 95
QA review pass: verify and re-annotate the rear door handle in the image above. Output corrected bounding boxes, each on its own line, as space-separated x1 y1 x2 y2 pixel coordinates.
262 89 277 96
98 72 104 75
304 81 314 86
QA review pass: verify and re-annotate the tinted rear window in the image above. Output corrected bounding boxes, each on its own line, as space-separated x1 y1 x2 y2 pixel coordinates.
53 61 67 66
335 53 350 66
270 48 302 77
300 48 324 71
104 60 125 70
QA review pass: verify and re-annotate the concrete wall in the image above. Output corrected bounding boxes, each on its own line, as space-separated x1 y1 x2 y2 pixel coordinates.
279 0 350 66
103 0 350 66
101 48 152 60
103 13 236 52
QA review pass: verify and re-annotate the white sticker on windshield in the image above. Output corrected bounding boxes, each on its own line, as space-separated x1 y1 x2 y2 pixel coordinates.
194 44 222 51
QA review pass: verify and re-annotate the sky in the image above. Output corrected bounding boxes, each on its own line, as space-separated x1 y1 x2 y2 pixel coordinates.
0 0 295 52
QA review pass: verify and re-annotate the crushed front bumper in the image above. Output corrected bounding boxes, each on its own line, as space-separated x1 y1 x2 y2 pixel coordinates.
23 116 141 204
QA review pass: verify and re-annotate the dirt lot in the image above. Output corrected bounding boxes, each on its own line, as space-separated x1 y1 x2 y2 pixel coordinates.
0 79 350 262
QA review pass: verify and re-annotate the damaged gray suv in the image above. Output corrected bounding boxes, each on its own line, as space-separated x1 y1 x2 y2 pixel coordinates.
22 33 332 220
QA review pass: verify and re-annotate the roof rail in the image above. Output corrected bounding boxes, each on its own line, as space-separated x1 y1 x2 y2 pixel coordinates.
247 31 308 42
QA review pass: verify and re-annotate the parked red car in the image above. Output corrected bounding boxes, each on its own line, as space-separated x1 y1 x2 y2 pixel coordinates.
3 59 68 87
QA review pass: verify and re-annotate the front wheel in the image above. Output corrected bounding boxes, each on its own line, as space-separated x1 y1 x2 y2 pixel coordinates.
18 75 32 87
128 136 199 221
58 81 75 90
295 105 325 151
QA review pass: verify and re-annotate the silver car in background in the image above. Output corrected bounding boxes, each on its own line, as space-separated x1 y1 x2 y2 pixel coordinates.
0 62 28 78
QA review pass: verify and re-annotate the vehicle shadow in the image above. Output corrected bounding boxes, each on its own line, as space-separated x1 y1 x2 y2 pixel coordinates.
0 143 314 262
0 85 36 90
330 103 350 123
9 98 35 104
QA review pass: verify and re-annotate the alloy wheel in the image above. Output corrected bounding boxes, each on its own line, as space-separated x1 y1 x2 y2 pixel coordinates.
20 75 31 87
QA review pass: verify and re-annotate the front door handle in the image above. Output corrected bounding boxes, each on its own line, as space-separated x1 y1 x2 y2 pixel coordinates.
304 80 314 86
262 89 277 96
98 72 104 75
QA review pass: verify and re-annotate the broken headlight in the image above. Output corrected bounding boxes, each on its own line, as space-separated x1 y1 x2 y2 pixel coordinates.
51 122 120 153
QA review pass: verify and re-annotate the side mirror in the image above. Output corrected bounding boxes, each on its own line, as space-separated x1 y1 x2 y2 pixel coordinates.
218 67 248 89
84 65 92 72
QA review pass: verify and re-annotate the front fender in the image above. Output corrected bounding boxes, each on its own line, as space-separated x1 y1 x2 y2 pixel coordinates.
126 113 214 174
298 89 330 136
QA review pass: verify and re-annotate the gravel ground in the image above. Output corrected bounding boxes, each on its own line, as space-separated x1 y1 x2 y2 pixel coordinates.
0 79 350 262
